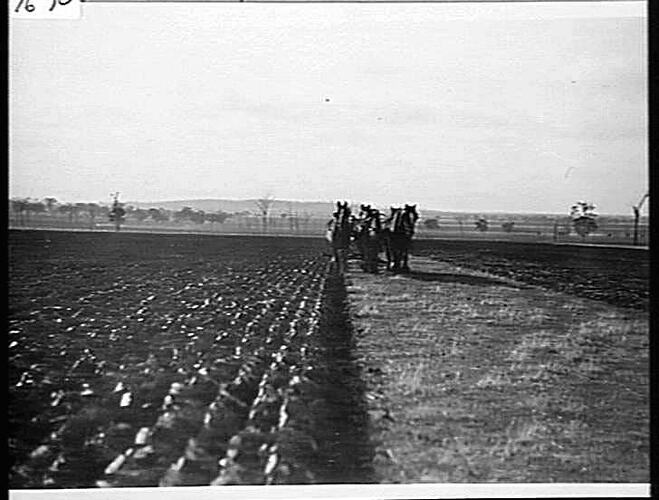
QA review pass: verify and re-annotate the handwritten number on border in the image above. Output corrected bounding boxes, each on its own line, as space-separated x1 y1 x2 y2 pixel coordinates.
15 0 71 12
49 0 72 11
12 0 80 19
14 0 35 13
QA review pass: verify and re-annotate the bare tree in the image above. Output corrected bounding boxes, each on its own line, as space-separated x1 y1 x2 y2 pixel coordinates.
255 195 275 233
109 193 126 231
632 193 648 246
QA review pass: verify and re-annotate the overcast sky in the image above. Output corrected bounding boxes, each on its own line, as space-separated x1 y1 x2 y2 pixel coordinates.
9 2 646 214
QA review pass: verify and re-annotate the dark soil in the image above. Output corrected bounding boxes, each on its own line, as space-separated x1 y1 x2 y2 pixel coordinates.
9 230 648 488
8 230 372 488
412 239 648 310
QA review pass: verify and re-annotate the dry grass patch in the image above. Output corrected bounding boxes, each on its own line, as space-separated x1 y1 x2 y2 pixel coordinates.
383 293 416 303
507 330 557 362
354 303 382 318
394 363 427 396
347 255 648 483
474 371 512 389
491 418 550 460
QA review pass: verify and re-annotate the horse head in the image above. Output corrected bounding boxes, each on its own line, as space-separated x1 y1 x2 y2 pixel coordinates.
404 204 419 223
339 203 352 227
335 201 351 220
358 204 372 221
401 204 419 235
370 208 382 232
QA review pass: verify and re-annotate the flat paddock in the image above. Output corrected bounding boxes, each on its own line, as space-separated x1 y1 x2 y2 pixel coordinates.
346 255 648 482
8 230 648 486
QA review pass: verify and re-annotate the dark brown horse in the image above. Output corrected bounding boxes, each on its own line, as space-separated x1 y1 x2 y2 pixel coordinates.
355 205 383 273
326 201 352 275
353 204 373 259
384 204 419 273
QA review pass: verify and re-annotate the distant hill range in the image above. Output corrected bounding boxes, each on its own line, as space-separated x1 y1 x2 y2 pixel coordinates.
127 198 640 223
129 199 337 218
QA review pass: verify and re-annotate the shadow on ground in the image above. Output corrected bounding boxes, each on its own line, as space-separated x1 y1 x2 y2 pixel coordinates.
309 269 376 484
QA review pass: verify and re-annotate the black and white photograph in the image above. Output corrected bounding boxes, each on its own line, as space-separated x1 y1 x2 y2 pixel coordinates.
8 0 648 497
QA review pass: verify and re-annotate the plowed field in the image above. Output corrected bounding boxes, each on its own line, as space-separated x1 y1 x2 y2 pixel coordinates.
9 230 372 488
9 230 649 488
412 239 648 310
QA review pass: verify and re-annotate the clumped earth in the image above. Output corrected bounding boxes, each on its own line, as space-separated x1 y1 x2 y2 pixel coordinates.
9 230 372 488
412 239 649 310
9 230 649 487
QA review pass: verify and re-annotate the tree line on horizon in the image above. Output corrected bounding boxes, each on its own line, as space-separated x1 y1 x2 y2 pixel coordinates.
7 196 316 232
8 195 648 244
7 197 257 225
420 200 642 243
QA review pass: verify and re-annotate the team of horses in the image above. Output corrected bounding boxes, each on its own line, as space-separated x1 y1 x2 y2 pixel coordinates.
326 201 419 275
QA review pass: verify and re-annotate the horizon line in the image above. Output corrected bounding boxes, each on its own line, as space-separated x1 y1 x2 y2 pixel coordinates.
8 195 646 217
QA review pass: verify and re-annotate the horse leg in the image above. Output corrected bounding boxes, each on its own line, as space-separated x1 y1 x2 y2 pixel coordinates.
360 238 369 271
385 241 393 271
373 240 381 273
356 237 364 271
391 236 403 273
365 242 375 273
402 248 410 273
331 247 339 273
340 248 349 275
